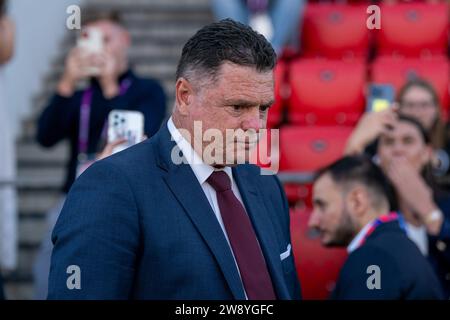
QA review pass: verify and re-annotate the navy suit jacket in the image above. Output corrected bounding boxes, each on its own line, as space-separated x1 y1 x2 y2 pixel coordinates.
331 221 444 300
47 124 301 299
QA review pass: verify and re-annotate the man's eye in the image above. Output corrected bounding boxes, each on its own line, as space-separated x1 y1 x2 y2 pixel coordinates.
260 105 269 112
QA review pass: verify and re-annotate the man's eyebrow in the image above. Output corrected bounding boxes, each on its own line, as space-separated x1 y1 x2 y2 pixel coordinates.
224 99 275 108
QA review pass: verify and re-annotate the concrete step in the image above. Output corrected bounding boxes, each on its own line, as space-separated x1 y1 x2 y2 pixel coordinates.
60 22 208 48
17 167 65 190
18 215 48 247
17 142 68 166
84 0 211 11
54 44 185 66
19 189 62 216
121 10 212 25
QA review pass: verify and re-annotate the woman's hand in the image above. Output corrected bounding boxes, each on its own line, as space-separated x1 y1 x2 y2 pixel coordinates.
345 106 398 155
385 157 443 235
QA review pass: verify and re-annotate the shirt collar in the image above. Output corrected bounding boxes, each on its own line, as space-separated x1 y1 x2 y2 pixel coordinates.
347 219 375 254
167 117 233 185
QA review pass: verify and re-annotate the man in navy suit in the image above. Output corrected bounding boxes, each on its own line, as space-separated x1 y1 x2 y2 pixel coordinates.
47 19 301 300
309 156 443 299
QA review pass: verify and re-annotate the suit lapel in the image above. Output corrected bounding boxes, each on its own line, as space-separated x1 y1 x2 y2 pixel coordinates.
155 126 246 299
233 166 291 299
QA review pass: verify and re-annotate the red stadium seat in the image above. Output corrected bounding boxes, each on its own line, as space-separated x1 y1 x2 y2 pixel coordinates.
371 56 449 117
377 2 448 57
290 208 348 300
279 125 354 172
301 3 370 59
289 58 366 126
279 125 354 205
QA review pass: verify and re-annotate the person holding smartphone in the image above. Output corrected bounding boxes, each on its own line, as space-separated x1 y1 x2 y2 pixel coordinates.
346 79 449 178
33 10 166 299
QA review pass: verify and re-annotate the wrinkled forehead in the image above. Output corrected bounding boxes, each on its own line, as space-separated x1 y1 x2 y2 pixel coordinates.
208 62 274 101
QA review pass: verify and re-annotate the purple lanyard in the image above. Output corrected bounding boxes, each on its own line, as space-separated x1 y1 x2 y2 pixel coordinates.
78 78 132 156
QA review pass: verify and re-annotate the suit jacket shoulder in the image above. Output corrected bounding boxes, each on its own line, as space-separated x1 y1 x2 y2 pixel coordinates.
332 222 444 300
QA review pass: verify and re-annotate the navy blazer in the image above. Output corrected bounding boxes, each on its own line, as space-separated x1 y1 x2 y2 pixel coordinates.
331 221 444 300
47 124 301 299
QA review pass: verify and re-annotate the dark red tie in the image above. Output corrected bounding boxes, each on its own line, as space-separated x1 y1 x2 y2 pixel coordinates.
207 171 276 300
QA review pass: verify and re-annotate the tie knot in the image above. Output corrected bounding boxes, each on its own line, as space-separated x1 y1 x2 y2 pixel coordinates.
207 171 232 192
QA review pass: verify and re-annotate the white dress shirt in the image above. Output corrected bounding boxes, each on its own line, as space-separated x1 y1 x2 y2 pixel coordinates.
167 117 249 297
405 222 429 256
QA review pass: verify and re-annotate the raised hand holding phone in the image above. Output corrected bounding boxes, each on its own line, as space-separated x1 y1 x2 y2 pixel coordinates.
367 84 395 113
76 27 104 76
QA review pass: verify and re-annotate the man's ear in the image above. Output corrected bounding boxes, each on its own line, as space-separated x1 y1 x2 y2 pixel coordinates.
175 78 194 116
347 186 369 218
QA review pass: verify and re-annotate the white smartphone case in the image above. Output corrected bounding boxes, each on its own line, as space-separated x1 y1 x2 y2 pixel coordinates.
107 110 144 154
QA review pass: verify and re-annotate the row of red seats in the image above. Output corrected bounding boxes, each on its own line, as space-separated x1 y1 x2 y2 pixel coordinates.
269 56 450 127
301 2 449 59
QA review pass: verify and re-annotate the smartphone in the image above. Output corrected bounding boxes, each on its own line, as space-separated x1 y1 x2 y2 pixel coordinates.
366 84 395 113
107 110 144 154
77 27 104 76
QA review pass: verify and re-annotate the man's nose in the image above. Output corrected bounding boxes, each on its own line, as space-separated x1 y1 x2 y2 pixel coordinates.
391 142 406 156
241 108 263 132
308 209 320 229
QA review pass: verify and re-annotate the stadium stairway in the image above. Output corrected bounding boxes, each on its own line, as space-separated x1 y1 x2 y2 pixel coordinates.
5 0 213 299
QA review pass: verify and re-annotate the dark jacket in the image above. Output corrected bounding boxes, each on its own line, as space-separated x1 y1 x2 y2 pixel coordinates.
428 195 450 298
37 70 166 193
331 221 444 300
47 124 301 299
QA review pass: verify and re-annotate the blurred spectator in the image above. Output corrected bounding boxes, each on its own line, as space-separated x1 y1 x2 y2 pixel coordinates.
33 10 166 299
346 114 450 298
377 115 450 298
0 0 16 300
309 155 443 299
210 0 304 56
397 79 450 177
346 79 450 178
